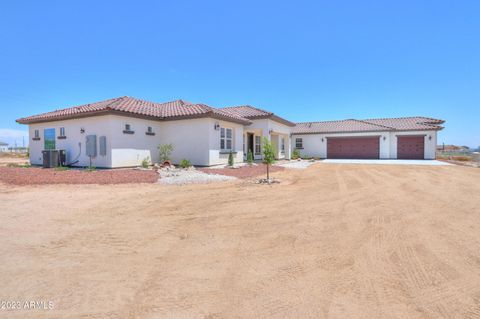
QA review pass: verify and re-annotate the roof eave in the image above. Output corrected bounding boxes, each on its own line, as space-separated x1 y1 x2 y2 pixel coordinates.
292 127 444 135
292 129 392 135
15 109 115 124
269 115 296 127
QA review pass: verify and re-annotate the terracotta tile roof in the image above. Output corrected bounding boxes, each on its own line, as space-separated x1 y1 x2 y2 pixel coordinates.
16 96 251 125
220 105 295 126
293 117 444 134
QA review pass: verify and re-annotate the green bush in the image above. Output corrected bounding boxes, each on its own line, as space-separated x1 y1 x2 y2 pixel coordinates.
179 159 192 168
141 157 150 168
55 166 69 171
292 149 300 160
247 149 254 164
228 151 234 166
158 143 174 163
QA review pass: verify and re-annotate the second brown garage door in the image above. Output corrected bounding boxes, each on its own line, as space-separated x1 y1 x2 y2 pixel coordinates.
397 136 424 159
327 137 380 159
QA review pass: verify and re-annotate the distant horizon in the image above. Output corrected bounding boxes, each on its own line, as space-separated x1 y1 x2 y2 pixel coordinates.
1 1 479 148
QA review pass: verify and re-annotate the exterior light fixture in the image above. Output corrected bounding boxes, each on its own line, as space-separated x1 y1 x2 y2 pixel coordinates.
383 136 386 141
321 138 324 142
269 129 273 134
428 135 432 140
214 122 220 130
80 128 85 134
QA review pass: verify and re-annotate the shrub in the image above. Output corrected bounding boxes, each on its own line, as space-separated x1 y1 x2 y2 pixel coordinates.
158 143 174 163
292 149 300 160
247 149 254 164
179 159 192 168
262 137 276 180
141 157 150 168
55 166 69 171
228 151 234 167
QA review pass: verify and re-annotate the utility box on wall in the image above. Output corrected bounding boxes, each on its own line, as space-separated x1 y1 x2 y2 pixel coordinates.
99 136 107 156
86 135 97 157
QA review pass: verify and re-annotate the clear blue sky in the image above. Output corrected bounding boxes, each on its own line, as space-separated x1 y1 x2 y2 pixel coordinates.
0 0 479 147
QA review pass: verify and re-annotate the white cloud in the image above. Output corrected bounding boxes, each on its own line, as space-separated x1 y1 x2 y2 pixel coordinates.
0 128 29 147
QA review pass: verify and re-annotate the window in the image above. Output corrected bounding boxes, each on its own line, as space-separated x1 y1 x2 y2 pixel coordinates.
255 136 261 154
123 124 134 134
34 130 39 138
145 126 155 136
220 127 233 151
44 128 55 150
59 127 65 136
281 137 285 153
295 138 303 149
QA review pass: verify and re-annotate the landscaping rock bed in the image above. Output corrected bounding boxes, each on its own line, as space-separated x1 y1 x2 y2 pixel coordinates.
0 167 158 185
158 166 235 185
199 163 284 179
276 159 318 169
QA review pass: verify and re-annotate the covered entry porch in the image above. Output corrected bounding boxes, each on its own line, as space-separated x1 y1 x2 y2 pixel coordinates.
243 129 291 161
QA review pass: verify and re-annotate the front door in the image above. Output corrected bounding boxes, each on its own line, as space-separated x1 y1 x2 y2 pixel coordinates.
247 133 254 156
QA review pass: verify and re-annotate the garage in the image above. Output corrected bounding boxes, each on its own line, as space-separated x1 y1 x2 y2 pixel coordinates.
327 137 380 159
397 136 424 159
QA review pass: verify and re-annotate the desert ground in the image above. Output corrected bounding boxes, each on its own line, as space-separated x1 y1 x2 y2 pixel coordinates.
1 163 480 318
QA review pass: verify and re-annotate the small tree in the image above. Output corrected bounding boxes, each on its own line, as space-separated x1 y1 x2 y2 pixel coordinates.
228 151 234 167
158 143 174 163
247 149 254 165
262 137 276 180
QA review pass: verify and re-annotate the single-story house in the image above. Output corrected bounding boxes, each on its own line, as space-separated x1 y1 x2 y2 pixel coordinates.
16 96 294 167
16 96 444 167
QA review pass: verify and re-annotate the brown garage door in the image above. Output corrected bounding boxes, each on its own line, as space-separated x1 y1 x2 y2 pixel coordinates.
397 136 424 159
327 137 380 159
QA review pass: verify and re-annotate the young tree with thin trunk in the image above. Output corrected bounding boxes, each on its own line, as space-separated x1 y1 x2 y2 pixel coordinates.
262 137 276 180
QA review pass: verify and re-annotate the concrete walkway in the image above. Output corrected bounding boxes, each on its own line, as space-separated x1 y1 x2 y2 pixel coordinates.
321 159 451 166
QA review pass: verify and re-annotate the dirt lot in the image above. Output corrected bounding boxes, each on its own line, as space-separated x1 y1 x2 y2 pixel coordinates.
0 153 29 167
1 163 480 318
